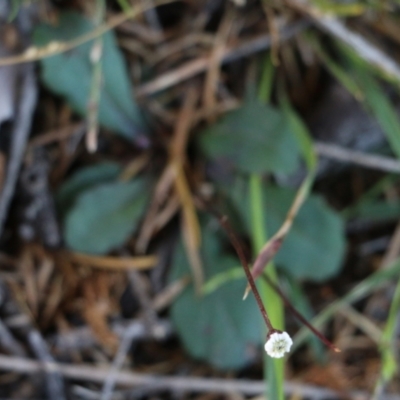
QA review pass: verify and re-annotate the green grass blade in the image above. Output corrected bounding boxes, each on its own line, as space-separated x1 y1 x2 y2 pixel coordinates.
292 258 400 351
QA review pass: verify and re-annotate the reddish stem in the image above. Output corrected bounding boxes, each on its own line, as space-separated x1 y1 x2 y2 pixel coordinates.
263 275 340 353
217 215 275 332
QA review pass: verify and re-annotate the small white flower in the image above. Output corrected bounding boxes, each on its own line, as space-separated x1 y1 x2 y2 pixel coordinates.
264 331 293 358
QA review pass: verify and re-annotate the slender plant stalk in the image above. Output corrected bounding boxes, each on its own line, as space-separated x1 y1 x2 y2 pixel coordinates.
217 215 274 331
250 174 285 400
373 275 400 398
86 0 106 152
252 53 285 400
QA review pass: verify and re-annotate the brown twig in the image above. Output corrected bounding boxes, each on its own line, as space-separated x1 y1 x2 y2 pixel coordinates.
171 87 204 293
0 63 37 238
203 6 235 123
27 329 66 400
51 319 172 355
100 316 169 400
0 318 26 357
136 20 309 97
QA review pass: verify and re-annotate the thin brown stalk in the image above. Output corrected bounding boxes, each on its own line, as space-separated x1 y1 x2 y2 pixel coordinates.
263 275 341 353
212 212 275 332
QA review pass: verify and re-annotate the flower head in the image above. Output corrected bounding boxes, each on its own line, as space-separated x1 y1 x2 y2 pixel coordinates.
264 331 293 358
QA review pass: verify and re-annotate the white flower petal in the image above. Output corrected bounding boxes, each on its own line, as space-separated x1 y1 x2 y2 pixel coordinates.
264 331 293 358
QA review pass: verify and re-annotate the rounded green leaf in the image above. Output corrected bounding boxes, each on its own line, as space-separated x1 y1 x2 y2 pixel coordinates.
228 179 346 281
33 11 146 139
199 99 300 174
65 180 148 254
57 162 122 215
169 223 263 370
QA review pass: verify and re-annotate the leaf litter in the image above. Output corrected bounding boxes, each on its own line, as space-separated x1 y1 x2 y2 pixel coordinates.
1 0 400 399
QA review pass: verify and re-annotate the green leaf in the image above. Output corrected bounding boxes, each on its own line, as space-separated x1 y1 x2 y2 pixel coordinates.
57 162 122 215
228 179 345 281
311 0 365 16
344 199 400 222
334 42 400 160
309 34 363 100
65 179 148 254
357 72 400 160
293 257 400 351
169 221 263 370
342 174 400 222
380 276 400 383
199 98 299 174
33 11 146 140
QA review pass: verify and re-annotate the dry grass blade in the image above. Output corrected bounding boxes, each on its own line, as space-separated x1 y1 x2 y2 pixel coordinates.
28 123 85 148
338 305 381 344
118 154 149 182
66 251 157 271
0 0 178 67
152 276 190 312
135 165 176 253
261 3 280 65
287 0 400 81
18 248 39 317
175 166 203 285
136 21 308 97
170 87 204 293
203 7 235 123
82 275 118 352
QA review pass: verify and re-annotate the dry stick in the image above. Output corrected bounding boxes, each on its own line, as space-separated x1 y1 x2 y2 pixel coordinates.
1 354 400 400
101 267 168 400
0 319 26 357
100 323 147 400
51 319 172 355
286 0 400 81
136 20 309 97
202 7 235 122
171 88 204 293
315 142 400 174
27 329 66 400
28 123 85 148
0 64 37 238
128 270 158 327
